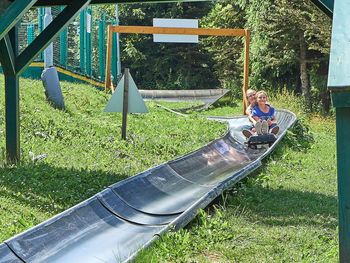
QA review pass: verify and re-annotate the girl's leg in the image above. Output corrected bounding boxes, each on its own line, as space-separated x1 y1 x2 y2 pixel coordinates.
255 121 262 135
242 124 255 138
269 123 279 135
261 120 269 134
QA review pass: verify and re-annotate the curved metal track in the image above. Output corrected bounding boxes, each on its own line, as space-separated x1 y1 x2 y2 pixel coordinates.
0 109 296 263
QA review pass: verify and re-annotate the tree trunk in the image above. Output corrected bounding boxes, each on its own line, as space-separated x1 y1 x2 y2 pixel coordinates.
299 33 312 111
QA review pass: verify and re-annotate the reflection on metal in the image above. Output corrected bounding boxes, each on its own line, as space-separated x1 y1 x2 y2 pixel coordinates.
141 88 231 112
0 109 296 263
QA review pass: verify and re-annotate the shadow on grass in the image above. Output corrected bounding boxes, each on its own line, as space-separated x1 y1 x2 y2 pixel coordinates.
0 163 128 214
218 180 337 229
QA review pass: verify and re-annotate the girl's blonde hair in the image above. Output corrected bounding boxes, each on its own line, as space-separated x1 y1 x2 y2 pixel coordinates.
256 90 268 98
246 89 256 98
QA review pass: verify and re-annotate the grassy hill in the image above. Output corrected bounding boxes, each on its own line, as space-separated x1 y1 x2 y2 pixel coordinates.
0 75 226 242
0 75 338 261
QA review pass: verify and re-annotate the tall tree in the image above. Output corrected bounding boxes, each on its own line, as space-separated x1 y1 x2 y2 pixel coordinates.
117 2 219 90
244 0 331 111
202 1 246 95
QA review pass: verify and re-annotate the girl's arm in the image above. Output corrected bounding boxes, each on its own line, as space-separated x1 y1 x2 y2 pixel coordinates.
245 105 251 115
252 115 261 122
248 115 257 124
267 117 276 126
251 107 261 123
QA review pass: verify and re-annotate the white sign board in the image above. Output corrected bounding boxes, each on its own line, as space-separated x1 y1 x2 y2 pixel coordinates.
153 18 199 43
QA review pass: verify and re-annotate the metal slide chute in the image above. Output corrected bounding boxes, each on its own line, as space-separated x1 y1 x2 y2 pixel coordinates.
0 109 296 263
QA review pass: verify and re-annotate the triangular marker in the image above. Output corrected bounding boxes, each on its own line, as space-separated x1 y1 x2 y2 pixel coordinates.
104 72 148 113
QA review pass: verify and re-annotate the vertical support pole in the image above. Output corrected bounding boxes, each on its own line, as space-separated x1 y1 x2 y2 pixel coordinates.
79 9 86 74
121 68 129 140
243 29 250 114
86 7 92 77
44 7 53 68
5 26 20 163
112 26 117 81
336 107 350 262
98 14 106 81
5 75 20 163
326 1 350 259
105 25 113 91
38 7 45 61
59 6 67 68
27 24 35 45
115 4 121 77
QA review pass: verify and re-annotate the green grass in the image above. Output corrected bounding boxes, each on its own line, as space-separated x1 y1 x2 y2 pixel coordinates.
0 75 226 241
0 75 338 262
134 104 338 261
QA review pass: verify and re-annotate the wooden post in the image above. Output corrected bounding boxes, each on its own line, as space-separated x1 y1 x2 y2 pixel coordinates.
243 29 250 115
105 25 113 91
104 25 249 110
121 68 129 140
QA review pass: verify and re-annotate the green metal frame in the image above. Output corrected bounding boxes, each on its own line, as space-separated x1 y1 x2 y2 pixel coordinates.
27 24 35 45
327 0 349 261
334 106 350 262
80 9 86 74
38 7 45 60
0 0 37 41
86 8 92 77
0 35 16 75
59 6 68 67
112 24 118 80
0 0 348 262
0 0 91 163
310 0 333 17
98 14 106 80
16 0 91 75
0 27 20 162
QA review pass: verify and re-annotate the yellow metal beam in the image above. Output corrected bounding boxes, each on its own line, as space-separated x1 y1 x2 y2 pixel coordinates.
105 25 250 114
109 25 246 36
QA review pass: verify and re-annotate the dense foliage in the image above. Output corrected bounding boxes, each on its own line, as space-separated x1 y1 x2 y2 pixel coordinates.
98 1 331 112
119 2 220 90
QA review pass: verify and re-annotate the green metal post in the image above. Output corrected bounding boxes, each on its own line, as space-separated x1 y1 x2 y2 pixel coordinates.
112 24 117 81
5 74 20 163
38 8 45 60
59 6 67 67
115 4 121 77
5 27 20 163
310 0 333 17
327 0 350 261
1 0 91 163
86 7 92 77
16 0 92 75
0 0 37 41
38 8 45 32
98 14 105 80
334 107 350 262
80 9 86 74
27 24 35 45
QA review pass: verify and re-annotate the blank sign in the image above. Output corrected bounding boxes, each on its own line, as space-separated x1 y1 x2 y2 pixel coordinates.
153 18 199 43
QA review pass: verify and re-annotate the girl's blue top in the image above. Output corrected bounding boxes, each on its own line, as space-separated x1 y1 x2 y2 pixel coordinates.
252 105 275 120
